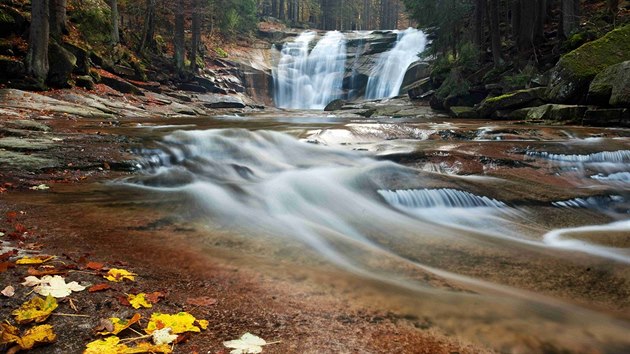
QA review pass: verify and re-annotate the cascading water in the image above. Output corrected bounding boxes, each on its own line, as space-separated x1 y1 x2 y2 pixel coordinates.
365 28 427 99
273 31 347 109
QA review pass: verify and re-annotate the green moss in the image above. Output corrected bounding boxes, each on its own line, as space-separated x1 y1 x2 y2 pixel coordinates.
485 92 517 103
559 25 630 81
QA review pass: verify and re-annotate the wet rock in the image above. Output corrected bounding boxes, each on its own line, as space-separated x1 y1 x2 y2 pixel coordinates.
238 66 273 105
583 108 630 127
101 76 144 95
112 64 136 78
547 105 588 123
404 77 431 99
47 41 77 88
197 94 246 109
444 90 487 110
0 150 59 170
429 95 445 110
476 87 547 118
63 42 91 75
194 76 226 94
75 75 95 90
547 24 630 103
399 61 430 94
324 99 347 111
509 107 535 120
0 57 25 80
177 82 208 93
588 60 630 107
5 120 51 132
0 89 115 118
164 91 193 102
0 137 54 151
449 106 477 118
133 81 161 93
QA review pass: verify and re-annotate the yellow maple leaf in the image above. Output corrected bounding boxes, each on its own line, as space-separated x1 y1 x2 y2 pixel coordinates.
16 256 55 265
197 319 209 330
0 322 21 345
104 268 136 282
84 336 172 354
11 295 58 324
145 312 205 334
17 324 56 350
98 313 142 335
128 293 152 309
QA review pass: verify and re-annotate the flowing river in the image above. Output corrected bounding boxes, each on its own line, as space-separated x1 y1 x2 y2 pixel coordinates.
80 107 629 353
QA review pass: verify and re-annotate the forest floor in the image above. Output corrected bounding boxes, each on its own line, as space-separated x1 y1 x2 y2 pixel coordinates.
0 87 488 354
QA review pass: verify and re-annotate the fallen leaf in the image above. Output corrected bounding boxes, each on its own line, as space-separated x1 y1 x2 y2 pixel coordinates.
152 328 178 345
223 333 268 354
86 261 104 270
30 184 50 190
2 285 15 297
97 313 141 335
144 291 165 304
12 295 58 324
27 267 66 276
128 293 153 309
0 231 4 236
0 261 15 273
16 255 55 265
197 320 209 330
0 323 20 346
16 324 56 350
88 283 112 293
145 312 206 334
22 275 86 298
186 296 217 307
104 268 136 282
1 250 18 261
84 336 172 354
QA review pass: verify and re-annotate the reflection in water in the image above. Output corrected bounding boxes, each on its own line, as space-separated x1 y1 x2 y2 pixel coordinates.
122 128 630 352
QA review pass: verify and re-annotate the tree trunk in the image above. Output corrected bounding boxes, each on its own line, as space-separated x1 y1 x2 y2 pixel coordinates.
271 0 278 18
474 0 486 49
535 0 546 41
517 0 535 52
511 0 520 38
109 0 120 45
138 0 156 52
488 0 502 66
279 0 285 20
49 0 66 40
363 0 370 30
561 0 580 38
174 0 185 76
190 0 202 73
27 0 50 85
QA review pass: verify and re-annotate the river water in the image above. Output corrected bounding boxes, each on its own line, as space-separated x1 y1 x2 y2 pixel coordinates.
81 108 629 353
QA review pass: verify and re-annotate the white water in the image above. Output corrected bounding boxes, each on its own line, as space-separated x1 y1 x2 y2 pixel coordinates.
365 28 427 99
273 31 347 109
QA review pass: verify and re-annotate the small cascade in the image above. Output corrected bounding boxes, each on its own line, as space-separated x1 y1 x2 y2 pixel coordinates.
273 31 347 109
552 195 627 211
365 28 427 99
378 188 506 209
591 172 630 182
526 150 630 163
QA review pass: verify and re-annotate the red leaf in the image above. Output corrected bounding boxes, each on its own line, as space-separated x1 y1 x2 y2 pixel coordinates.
14 223 28 233
145 291 165 304
6 211 18 220
117 295 131 306
88 283 112 293
0 262 15 273
0 250 17 261
86 261 104 271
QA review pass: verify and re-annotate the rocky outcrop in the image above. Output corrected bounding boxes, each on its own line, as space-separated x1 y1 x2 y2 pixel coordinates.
476 87 547 118
101 76 144 95
546 24 630 103
583 108 629 127
399 61 430 95
588 60 630 107
47 42 77 88
324 99 346 111
63 42 91 75
197 93 246 109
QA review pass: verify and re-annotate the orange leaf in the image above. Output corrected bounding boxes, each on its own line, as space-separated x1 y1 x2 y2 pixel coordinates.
86 262 104 271
88 283 111 293
0 262 15 273
186 296 217 307
145 292 165 304
27 267 66 276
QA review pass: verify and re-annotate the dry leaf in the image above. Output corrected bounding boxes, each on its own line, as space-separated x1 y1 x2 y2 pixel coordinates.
0 323 20 346
27 267 66 276
16 324 56 350
151 328 178 345
22 275 86 298
86 262 104 270
144 291 165 304
223 333 268 354
186 296 217 307
104 268 136 282
97 313 141 335
145 312 205 334
0 262 15 273
128 293 152 309
2 285 15 297
12 295 58 324
84 336 172 354
88 283 112 293
16 256 55 265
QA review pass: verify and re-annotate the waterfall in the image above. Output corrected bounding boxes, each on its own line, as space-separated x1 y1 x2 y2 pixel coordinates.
365 28 427 99
273 31 347 109
378 188 506 209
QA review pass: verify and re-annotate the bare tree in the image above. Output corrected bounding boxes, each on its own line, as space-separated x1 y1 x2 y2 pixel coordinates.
27 0 50 85
174 0 185 76
49 0 66 39
109 0 120 45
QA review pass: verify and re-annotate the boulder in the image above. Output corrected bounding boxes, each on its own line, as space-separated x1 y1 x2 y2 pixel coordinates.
47 41 77 88
0 57 25 80
449 106 477 118
547 105 588 123
324 99 346 111
101 76 144 95
63 42 91 75
75 75 94 90
444 90 487 110
588 60 630 107
112 64 136 78
0 5 28 37
547 24 630 103
476 87 547 118
403 77 431 99
177 83 208 93
399 61 431 94
583 108 629 127
194 76 228 94
198 94 246 109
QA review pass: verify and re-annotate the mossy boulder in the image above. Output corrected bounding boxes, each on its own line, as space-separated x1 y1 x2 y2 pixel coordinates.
0 5 28 37
0 57 25 81
449 106 477 118
547 25 630 104
476 87 547 118
324 99 346 111
588 60 630 107
47 42 77 88
63 42 91 75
